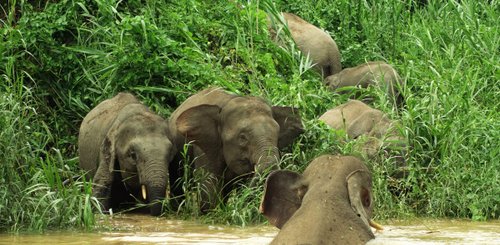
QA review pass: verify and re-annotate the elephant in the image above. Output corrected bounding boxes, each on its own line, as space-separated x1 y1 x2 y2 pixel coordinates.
78 92 177 216
169 87 304 211
260 155 383 244
268 12 342 78
319 100 407 170
324 61 404 106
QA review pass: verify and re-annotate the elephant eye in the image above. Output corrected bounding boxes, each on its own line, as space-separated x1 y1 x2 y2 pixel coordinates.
128 149 138 162
238 133 249 146
362 188 371 207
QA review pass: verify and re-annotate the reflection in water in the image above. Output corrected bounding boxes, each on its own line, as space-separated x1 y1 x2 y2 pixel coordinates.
0 215 499 244
98 215 276 244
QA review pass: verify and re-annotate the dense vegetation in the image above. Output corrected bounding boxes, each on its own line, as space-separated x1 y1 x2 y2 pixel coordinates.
1 0 498 232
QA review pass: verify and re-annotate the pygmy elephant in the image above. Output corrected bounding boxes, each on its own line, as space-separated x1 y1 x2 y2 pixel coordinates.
169 87 304 211
319 100 407 169
260 155 383 244
268 12 342 78
78 92 177 216
324 61 404 106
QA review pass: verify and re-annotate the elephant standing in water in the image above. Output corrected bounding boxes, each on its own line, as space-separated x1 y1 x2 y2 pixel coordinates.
169 87 304 212
268 12 342 78
324 61 404 106
79 92 177 216
319 100 407 169
260 155 383 244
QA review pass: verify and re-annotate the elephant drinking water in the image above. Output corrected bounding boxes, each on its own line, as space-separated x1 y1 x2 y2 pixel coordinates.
78 92 177 216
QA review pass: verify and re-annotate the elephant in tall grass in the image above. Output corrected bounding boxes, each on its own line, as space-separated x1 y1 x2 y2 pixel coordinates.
260 155 383 244
268 12 342 78
319 100 407 169
79 92 177 216
324 61 404 106
169 87 304 211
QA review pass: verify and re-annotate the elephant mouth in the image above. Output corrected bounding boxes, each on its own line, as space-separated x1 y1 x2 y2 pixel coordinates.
228 159 254 176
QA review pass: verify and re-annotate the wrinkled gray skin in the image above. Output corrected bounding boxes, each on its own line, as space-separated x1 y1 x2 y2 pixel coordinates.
324 61 404 106
319 100 407 168
268 12 342 78
79 93 176 216
169 87 304 211
260 155 378 244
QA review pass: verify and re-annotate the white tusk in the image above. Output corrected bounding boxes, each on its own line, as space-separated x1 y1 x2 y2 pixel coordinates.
142 185 147 200
369 219 384 231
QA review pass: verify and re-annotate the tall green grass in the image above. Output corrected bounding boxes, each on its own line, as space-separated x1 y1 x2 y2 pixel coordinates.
0 72 97 232
0 0 498 231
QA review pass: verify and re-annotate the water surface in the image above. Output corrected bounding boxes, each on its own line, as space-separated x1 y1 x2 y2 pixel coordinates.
1 214 499 244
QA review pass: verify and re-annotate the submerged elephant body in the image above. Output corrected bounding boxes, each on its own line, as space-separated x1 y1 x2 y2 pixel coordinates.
169 87 304 211
269 12 342 77
324 61 403 105
260 155 381 244
79 92 176 216
319 100 406 167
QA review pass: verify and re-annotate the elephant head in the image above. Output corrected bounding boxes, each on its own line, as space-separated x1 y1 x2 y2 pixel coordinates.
260 155 383 244
79 93 176 216
177 96 303 176
172 88 304 211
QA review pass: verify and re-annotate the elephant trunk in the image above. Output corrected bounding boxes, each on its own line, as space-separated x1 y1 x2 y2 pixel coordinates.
147 185 166 216
252 143 280 175
141 160 170 216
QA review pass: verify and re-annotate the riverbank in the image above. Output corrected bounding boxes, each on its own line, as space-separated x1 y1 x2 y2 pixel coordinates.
1 0 498 232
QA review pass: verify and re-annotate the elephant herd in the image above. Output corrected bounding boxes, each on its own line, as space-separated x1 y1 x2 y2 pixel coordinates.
78 12 407 244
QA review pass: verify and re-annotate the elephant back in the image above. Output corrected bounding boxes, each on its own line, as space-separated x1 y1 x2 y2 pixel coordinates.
283 13 342 77
319 100 371 130
78 93 140 179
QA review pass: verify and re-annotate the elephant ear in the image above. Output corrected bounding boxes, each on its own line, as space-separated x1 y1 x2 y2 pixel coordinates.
346 169 373 229
176 104 222 154
259 170 306 229
272 106 305 149
97 120 122 174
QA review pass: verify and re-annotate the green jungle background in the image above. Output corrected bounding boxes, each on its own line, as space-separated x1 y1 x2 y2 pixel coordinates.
1 0 498 232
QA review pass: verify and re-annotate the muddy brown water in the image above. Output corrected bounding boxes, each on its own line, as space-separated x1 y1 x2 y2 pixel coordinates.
0 214 499 244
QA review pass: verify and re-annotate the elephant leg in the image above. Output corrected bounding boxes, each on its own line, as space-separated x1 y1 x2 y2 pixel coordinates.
92 164 114 213
192 146 225 212
194 167 222 212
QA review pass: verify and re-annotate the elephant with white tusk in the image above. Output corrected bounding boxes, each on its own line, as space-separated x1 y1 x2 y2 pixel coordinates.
78 92 177 216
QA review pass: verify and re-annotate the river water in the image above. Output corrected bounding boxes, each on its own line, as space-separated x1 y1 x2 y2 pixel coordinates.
0 214 499 244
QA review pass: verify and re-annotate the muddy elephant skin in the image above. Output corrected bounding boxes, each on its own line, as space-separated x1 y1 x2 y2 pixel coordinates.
260 155 382 244
169 87 304 211
79 92 177 216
